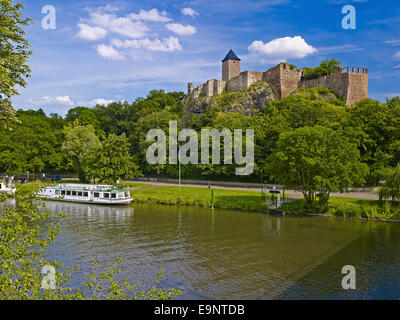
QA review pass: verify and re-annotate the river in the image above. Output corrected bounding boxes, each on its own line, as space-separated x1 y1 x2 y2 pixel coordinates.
20 201 400 299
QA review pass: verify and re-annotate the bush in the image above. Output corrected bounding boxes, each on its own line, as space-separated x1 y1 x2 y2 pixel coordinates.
303 59 341 80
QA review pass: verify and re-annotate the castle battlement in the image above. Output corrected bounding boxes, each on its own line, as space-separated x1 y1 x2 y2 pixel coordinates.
187 50 369 106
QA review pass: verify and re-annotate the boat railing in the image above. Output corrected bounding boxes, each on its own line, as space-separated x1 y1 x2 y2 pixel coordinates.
55 184 115 191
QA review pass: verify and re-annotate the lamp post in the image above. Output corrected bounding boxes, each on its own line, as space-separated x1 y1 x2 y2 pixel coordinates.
178 145 181 192
260 169 263 197
282 179 286 212
209 182 214 211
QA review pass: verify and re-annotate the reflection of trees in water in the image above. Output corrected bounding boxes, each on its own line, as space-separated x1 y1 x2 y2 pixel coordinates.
268 216 283 238
44 201 132 220
42 201 134 241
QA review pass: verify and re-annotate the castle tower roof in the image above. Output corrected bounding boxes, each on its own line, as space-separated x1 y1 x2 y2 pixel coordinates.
222 49 241 62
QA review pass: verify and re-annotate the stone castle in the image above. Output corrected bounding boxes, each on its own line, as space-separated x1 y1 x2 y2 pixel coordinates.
187 49 368 106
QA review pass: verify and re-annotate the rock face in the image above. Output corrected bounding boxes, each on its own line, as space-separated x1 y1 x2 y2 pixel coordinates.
184 81 276 115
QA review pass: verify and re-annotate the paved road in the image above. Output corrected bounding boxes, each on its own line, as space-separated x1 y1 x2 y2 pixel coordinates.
127 180 380 201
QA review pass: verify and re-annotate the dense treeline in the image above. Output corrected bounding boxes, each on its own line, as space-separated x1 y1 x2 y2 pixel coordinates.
1 87 400 189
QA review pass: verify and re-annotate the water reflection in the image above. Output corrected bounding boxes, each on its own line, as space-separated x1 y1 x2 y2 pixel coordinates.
6 200 400 299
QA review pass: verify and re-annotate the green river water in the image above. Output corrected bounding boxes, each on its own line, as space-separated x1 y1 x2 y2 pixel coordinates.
28 201 400 299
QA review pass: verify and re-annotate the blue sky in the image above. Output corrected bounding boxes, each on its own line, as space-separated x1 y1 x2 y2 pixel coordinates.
12 0 400 115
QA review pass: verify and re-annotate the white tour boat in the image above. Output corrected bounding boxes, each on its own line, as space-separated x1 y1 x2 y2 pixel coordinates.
38 184 133 205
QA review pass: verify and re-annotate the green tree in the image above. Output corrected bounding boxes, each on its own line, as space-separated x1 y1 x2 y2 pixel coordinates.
346 99 391 185
65 106 102 135
0 110 63 174
94 133 140 184
379 164 400 204
0 0 33 128
61 123 102 182
267 126 368 210
303 59 341 80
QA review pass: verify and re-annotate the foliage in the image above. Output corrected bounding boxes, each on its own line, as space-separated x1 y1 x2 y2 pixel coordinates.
285 196 400 220
61 123 102 182
0 110 63 174
92 133 141 184
379 164 400 204
302 59 341 80
0 185 182 300
0 0 33 129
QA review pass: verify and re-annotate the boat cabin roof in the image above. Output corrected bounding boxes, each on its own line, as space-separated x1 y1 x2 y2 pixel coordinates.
46 184 128 192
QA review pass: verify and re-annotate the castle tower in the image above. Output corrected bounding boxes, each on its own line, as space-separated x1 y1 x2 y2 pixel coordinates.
222 49 241 82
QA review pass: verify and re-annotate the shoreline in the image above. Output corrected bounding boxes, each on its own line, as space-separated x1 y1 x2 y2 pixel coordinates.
129 185 400 223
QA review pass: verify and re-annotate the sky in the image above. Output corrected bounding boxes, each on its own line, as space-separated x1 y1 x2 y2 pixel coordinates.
11 0 400 115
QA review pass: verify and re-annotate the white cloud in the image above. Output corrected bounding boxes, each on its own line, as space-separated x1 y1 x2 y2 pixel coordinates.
40 96 75 106
384 39 400 46
96 44 125 60
129 8 172 23
112 37 182 52
110 17 149 38
181 7 199 17
394 51 400 59
166 23 196 36
77 23 107 41
248 36 317 62
88 98 114 106
317 44 364 54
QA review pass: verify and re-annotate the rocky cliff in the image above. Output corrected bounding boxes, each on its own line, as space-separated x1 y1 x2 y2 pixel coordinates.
184 81 276 115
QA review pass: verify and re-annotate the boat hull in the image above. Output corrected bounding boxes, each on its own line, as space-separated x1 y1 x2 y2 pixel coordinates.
39 196 133 206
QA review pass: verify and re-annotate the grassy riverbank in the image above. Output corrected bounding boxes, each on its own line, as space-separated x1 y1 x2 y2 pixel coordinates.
282 197 400 221
131 186 400 221
131 186 284 212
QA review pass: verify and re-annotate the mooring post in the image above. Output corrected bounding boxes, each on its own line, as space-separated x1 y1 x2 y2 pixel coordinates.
212 189 214 211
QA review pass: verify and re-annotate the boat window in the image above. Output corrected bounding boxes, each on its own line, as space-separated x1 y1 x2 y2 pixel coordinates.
61 190 66 195
78 192 83 196
84 192 88 197
66 191 71 196
72 191 77 196
55 190 61 195
119 192 124 198
94 192 99 198
111 193 117 199
103 193 109 199
125 192 129 197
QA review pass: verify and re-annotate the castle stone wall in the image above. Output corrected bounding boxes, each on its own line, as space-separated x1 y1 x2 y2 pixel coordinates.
227 74 242 91
280 63 303 98
188 79 226 100
187 62 368 106
262 64 282 99
347 70 369 105
298 67 368 105
222 60 241 81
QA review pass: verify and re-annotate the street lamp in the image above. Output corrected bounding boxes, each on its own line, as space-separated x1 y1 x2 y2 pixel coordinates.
178 145 181 192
